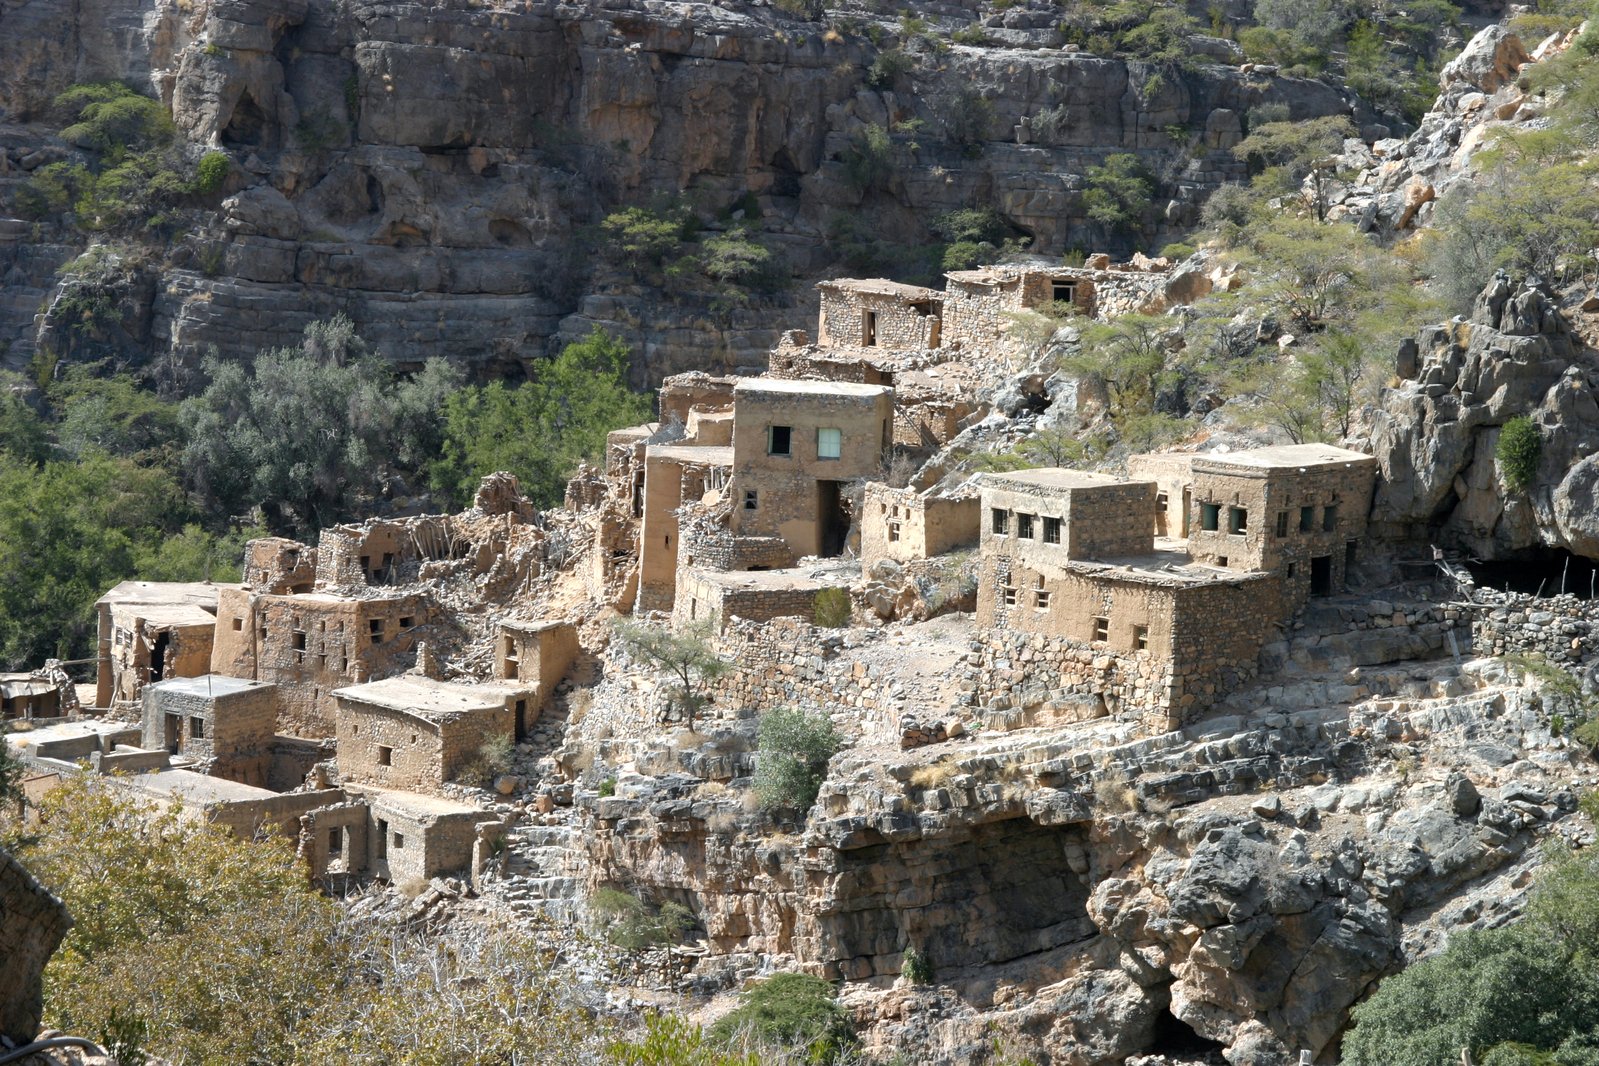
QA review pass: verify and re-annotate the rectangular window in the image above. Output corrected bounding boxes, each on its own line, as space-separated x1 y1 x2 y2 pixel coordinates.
1017 513 1035 539
1229 507 1248 534
1287 562 1297 579
1034 577 1050 610
817 427 842 460
1002 584 1017 606
377 746 392 767
744 490 758 510
1201 503 1221 531
1133 624 1149 651
1300 506 1315 532
1051 279 1077 304
1218 556 1229 568
1093 617 1109 642
1042 516 1061 544
1323 504 1338 532
232 617 243 631
888 521 901 543
292 630 306 652
768 425 792 456
399 616 413 629
863 310 878 346
328 828 343 856
991 508 1008 535
190 716 205 739
376 819 388 859
393 832 405 850
1275 511 1289 538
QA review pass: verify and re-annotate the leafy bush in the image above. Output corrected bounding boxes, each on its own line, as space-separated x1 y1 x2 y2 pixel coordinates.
902 947 934 985
754 707 841 813
1497 416 1542 492
942 88 994 153
866 48 915 89
598 776 617 798
1160 241 1196 259
813 587 852 628
1081 153 1154 236
590 888 696 951
707 973 854 1062
842 123 894 193
194 151 230 195
608 1015 760 1066
601 202 695 267
952 24 989 44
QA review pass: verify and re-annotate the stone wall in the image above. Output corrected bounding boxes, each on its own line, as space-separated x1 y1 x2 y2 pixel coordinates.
658 372 737 427
337 701 513 794
673 572 825 631
637 445 732 613
357 789 488 883
860 484 980 571
242 537 317 593
816 282 941 350
678 511 796 572
496 619 580 735
980 474 1156 565
212 587 432 737
104 609 215 710
768 342 892 385
140 677 278 786
0 846 72 1044
1471 591 1597 663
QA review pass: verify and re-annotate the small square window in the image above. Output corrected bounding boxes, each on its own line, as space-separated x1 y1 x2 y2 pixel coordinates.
1275 511 1289 538
232 617 243 631
1323 504 1338 532
1002 585 1017 606
817 427 842 460
768 425 792 456
1017 513 1035 539
399 616 413 629
292 631 306 651
377 746 393 767
1218 556 1229 567
1299 506 1315 532
1093 617 1109 642
744 490 758 510
1042 516 1061 544
991 508 1008 535
1229 507 1248 534
1133 624 1149 650
393 832 405 849
1201 503 1221 532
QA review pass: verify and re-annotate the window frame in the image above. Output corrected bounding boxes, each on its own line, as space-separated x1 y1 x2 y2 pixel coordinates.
767 425 793 457
816 427 842 460
1201 503 1221 532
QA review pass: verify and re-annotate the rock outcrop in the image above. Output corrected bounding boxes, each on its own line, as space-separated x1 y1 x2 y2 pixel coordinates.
0 847 73 1046
0 0 1357 380
1366 275 1599 558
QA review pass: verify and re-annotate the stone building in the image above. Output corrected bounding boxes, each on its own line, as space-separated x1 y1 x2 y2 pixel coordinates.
338 785 493 884
860 482 981 573
939 260 1189 350
816 279 942 350
494 619 580 738
113 768 344 839
334 675 527 795
140 675 279 786
95 580 233 711
728 377 895 559
1142 444 1378 611
1126 452 1196 539
636 442 733 612
0 674 62 721
212 586 432 738
673 564 854 631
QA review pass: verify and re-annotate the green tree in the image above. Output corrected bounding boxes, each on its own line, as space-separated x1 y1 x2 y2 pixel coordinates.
612 619 729 731
430 326 651 508
608 1015 761 1066
601 202 695 268
1497 416 1543 492
753 707 841 813
1231 115 1356 222
185 315 462 533
1081 154 1154 237
1059 314 1176 420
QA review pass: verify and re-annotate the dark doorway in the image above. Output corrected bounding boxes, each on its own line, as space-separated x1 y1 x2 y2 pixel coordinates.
1310 555 1333 596
164 712 181 754
818 480 848 558
515 699 528 741
150 630 170 682
1345 540 1358 574
863 310 877 347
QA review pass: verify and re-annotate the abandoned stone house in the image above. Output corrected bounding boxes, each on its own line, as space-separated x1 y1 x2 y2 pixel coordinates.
494 619 580 736
1 673 62 721
816 278 943 350
95 580 232 711
334 675 528 795
301 785 495 884
976 446 1378 726
140 675 279 787
859 481 982 575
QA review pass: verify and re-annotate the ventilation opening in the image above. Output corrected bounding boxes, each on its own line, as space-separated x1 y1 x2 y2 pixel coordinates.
1148 1009 1226 1057
1467 548 1599 599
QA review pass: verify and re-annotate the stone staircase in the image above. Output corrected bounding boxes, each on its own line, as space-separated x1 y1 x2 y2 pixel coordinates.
482 819 586 924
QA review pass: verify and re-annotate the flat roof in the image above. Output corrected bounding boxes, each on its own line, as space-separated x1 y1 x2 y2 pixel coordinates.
500 617 573 635
0 675 56 699
1057 546 1273 588
108 602 217 628
733 377 891 400
96 580 237 608
121 768 278 804
984 469 1144 491
4 718 130 751
333 675 525 722
1193 444 1376 471
692 559 859 592
818 278 941 300
648 444 734 466
145 675 273 700
348 783 484 817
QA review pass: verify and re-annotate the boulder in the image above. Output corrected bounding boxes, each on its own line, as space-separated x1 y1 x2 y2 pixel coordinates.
1439 25 1530 95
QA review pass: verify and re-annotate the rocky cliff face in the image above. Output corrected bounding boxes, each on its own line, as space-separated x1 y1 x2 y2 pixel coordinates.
1366 277 1599 560
0 0 1354 382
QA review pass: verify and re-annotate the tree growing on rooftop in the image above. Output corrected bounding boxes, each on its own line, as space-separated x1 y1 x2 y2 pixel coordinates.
612 619 730 732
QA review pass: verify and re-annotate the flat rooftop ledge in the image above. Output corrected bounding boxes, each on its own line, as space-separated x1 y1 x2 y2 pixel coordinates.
146 675 273 699
332 675 526 721
983 469 1145 491
1060 547 1274 587
817 278 941 300
648 444 734 466
121 768 280 804
346 783 485 817
733 377 891 400
695 559 860 592
95 580 238 608
1191 444 1376 471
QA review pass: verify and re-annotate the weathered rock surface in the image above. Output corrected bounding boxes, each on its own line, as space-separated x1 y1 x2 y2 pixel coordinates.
0 0 1356 379
0 846 73 1046
1366 275 1599 558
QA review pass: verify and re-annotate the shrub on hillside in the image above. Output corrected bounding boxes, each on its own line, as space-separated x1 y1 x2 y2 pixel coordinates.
754 707 841 813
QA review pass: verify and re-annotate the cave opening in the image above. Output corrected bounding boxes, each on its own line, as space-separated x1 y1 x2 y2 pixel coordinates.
1466 547 1599 600
222 92 269 149
1148 1009 1227 1057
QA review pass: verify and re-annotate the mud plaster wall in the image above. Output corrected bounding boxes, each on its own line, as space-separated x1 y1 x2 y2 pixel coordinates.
337 700 514 795
105 610 214 708
638 449 731 613
860 484 980 570
140 681 277 786
729 386 894 558
982 479 1156 564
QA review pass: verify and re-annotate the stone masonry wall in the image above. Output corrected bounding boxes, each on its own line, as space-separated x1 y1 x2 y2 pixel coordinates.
861 484 980 571
672 573 822 631
816 285 940 350
140 681 277 785
1472 591 1598 664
